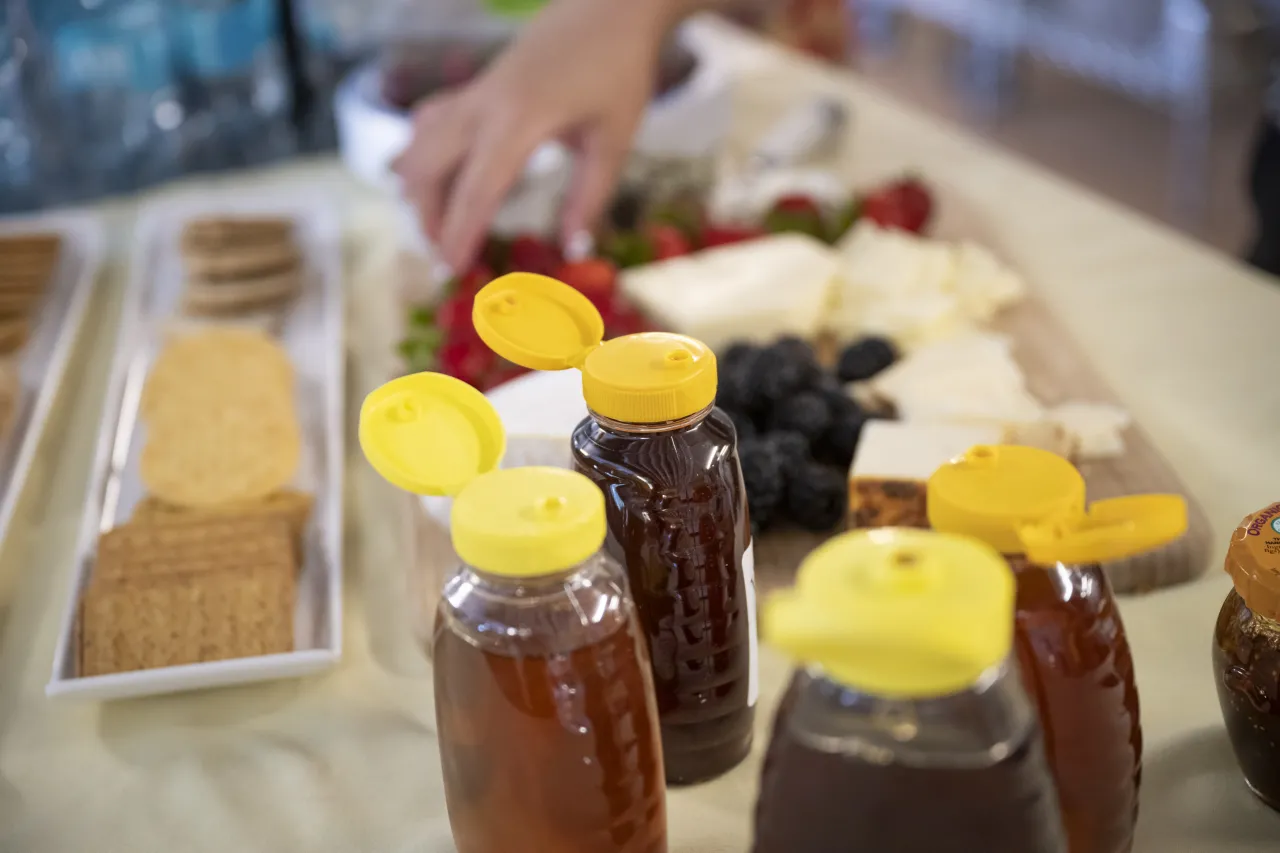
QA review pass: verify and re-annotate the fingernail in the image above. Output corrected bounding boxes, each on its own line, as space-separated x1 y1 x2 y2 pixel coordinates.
563 230 594 261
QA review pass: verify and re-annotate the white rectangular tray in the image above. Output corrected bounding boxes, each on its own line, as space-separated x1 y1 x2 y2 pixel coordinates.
0 212 102 552
47 193 345 701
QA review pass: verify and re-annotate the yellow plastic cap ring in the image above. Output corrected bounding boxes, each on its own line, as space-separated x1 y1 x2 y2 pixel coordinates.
451 467 607 578
582 333 718 424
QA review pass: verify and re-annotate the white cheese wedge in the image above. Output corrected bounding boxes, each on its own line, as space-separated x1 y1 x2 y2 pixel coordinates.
621 233 840 350
831 221 1026 348
851 420 1006 482
1049 402 1131 460
869 332 1046 425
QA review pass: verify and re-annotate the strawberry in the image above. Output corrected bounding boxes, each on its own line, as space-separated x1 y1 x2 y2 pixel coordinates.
435 292 477 341
555 258 618 305
482 362 531 392
602 298 648 338
764 193 828 241
507 234 562 276
701 224 767 248
479 236 511 275
860 177 934 234
453 262 493 298
647 223 692 260
437 340 496 389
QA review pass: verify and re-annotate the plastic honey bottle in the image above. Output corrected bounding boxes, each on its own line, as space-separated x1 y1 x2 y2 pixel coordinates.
754 528 1068 853
360 372 667 853
472 272 757 785
928 445 1187 853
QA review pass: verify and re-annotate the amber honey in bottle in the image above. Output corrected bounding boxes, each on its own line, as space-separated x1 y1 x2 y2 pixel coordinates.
473 273 757 785
1213 502 1280 811
928 446 1187 853
359 372 668 852
754 529 1068 853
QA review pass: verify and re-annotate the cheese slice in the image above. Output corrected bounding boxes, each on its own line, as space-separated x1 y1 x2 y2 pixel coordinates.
848 420 1004 530
621 233 840 350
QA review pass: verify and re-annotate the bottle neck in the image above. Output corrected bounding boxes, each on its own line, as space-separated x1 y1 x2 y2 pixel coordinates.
788 660 1036 770
589 404 713 436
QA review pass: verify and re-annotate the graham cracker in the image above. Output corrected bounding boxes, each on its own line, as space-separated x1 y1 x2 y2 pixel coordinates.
0 233 62 257
131 489 314 549
79 515 297 676
92 514 297 585
79 563 296 677
0 317 29 353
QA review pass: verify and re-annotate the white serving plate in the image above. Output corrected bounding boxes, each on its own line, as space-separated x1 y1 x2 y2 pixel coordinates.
0 212 102 553
46 193 345 701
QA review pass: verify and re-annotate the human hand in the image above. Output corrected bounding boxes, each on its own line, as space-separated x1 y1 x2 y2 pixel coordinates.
394 0 696 272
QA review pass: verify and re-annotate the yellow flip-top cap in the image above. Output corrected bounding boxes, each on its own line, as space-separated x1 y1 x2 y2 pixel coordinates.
474 272 717 423
452 466 606 577
764 529 1015 698
928 445 1188 564
358 372 505 496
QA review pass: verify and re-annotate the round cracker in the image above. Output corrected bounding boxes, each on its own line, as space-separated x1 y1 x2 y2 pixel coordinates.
141 327 294 420
140 411 301 507
182 268 302 314
182 242 300 281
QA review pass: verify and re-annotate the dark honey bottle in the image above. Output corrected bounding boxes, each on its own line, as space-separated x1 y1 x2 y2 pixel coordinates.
473 273 757 785
1213 502 1280 812
754 528 1068 853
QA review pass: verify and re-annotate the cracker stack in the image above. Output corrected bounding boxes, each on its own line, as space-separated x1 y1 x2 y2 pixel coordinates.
0 232 60 350
179 216 303 316
80 327 313 676
79 516 297 676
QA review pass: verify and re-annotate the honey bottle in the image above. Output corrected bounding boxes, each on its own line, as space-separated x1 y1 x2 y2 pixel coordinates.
754 528 1068 853
360 372 667 853
927 446 1187 853
1213 502 1280 811
472 272 757 785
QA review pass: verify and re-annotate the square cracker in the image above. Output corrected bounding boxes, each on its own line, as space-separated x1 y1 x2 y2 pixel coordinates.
80 516 296 676
92 514 296 585
78 563 296 676
130 489 314 550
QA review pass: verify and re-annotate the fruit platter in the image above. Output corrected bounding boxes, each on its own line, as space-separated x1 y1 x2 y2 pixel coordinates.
397 174 933 391
397 167 1212 597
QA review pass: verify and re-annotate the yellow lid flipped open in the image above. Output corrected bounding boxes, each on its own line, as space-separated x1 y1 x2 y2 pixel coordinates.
359 372 605 577
927 445 1187 564
764 528 1015 699
472 272 717 423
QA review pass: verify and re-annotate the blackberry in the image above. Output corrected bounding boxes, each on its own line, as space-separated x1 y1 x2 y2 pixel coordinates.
815 407 868 471
607 189 646 231
738 439 786 531
837 336 899 383
755 339 821 407
768 430 811 471
785 462 848 532
721 407 757 442
813 376 862 420
717 344 764 412
769 391 832 446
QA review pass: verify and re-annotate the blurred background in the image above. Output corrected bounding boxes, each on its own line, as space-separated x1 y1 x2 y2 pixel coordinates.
0 0 1272 255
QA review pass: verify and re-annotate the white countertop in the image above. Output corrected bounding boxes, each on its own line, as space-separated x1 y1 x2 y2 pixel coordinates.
0 17 1277 853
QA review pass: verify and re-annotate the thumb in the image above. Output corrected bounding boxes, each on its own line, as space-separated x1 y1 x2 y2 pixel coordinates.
559 123 633 249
